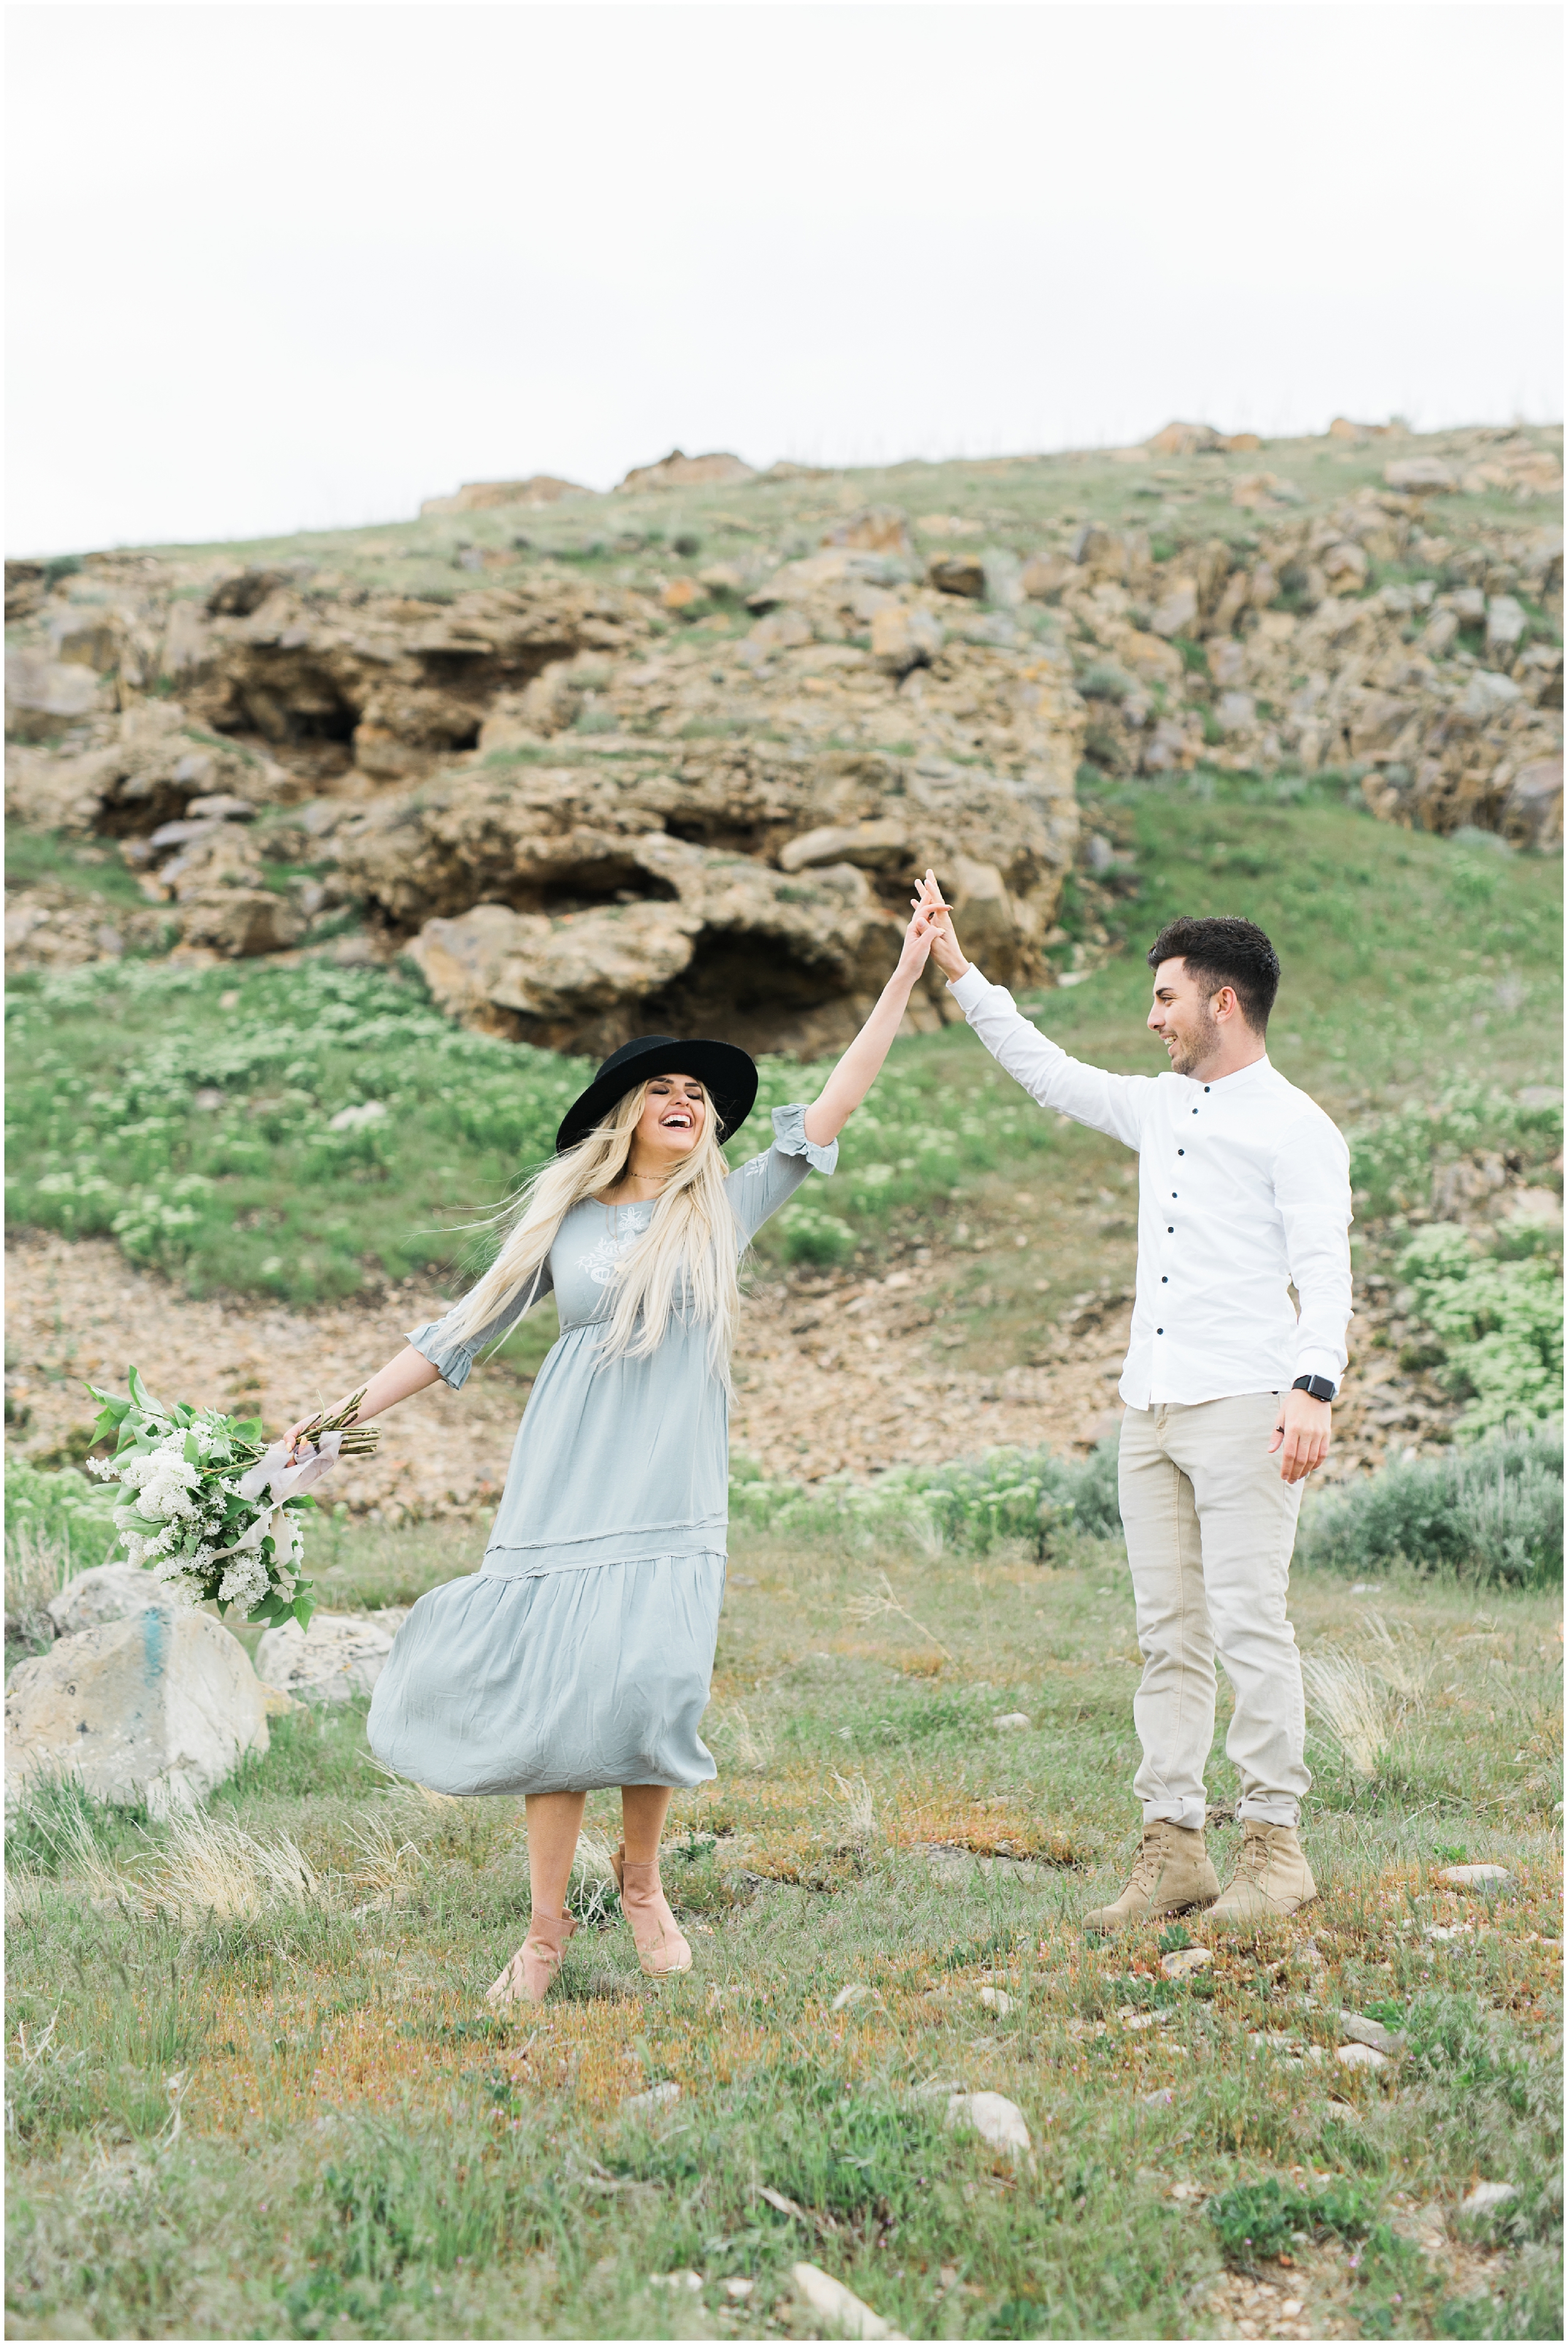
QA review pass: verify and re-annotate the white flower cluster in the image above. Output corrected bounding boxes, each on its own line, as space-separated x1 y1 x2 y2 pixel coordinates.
88 1408 304 1617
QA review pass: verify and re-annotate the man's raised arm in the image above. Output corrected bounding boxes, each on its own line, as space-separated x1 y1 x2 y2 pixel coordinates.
919 874 1152 1151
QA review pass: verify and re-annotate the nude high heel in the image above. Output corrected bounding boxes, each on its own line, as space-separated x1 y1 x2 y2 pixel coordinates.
610 1843 692 1977
487 1910 577 2006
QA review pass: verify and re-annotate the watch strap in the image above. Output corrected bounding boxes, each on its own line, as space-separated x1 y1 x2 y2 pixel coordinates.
1292 1373 1337 1403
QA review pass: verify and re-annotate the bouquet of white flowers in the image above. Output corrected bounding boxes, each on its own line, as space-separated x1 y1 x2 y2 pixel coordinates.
84 1367 379 1629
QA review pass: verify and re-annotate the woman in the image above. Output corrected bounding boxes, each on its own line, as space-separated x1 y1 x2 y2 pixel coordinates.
287 901 937 2006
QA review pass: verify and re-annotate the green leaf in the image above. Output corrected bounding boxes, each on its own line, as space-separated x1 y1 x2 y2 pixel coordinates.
184 1430 201 1466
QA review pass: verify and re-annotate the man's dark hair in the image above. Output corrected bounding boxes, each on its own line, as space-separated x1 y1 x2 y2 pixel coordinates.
1146 916 1281 1033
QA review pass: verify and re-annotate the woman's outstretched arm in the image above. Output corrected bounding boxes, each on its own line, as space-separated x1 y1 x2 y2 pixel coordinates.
285 1345 441 1456
802 902 935 1147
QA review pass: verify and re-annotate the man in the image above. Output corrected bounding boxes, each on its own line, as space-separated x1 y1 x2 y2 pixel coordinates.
918 885 1352 1928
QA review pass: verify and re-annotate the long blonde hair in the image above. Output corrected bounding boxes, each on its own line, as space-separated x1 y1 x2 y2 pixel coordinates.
442 1079 741 1372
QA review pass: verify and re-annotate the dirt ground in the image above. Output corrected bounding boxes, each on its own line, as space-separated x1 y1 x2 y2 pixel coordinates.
8 1232 1417 1524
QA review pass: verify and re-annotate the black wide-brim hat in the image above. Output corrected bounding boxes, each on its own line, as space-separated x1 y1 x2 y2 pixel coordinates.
556 1034 759 1154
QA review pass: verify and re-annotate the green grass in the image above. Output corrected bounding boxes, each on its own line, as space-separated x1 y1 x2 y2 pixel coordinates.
5 1520 1561 2339
6 775 1560 1309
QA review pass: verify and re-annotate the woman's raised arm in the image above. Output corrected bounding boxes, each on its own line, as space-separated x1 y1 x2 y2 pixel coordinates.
285 1345 442 1457
801 901 935 1147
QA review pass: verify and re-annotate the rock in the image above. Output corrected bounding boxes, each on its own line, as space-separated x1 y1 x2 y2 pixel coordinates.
869 604 943 675
1502 756 1563 849
1422 609 1459 656
1207 639 1248 688
1335 2041 1391 2073
778 819 908 873
1160 1947 1212 1981
1120 630 1184 683
926 553 986 600
1149 579 1198 639
1340 2012 1402 2055
831 1983 872 2011
1498 1187 1562 1227
1020 553 1073 601
622 2079 682 2115
6 649 106 720
946 2090 1033 2164
1461 2181 1518 2216
617 449 756 493
649 2269 704 2294
179 888 304 957
1459 670 1522 720
661 577 704 612
822 508 914 561
1433 1863 1514 1888
992 1711 1031 1731
979 1986 1012 2014
1321 542 1369 592
1148 422 1222 456
1385 458 1456 492
253 1612 395 1704
46 1565 179 1640
419 476 589 516
5 1609 269 1819
184 793 258 822
742 607 813 657
790 2263 906 2342
1217 691 1257 733
697 562 747 595
1485 595 1528 666
1451 587 1488 625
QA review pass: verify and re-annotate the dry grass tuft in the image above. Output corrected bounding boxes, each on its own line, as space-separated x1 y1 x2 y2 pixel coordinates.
144 1810 319 1920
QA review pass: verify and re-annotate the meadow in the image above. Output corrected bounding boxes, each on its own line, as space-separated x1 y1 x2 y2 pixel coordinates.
4 1512 1562 2342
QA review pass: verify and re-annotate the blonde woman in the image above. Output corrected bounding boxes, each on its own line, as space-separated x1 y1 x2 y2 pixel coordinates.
287 904 936 2005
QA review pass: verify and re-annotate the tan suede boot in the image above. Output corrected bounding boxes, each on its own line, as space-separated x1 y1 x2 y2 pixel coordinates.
1205 1822 1316 1926
1082 1822 1220 1934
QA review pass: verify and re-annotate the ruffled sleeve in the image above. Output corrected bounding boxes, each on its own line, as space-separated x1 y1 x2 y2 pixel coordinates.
728 1103 839 1244
770 1100 840 1176
407 1260 554 1393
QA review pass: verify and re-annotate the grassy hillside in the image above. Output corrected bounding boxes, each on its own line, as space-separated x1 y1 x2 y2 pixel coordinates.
8 772 1560 1391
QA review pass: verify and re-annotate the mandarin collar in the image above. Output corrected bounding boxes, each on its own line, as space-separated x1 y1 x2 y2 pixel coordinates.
1184 1053 1272 1097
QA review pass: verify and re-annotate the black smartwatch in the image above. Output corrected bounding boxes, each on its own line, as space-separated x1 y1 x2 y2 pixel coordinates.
1292 1373 1337 1403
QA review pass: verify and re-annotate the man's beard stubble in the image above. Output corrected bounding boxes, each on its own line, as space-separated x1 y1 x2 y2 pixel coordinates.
1168 1002 1221 1077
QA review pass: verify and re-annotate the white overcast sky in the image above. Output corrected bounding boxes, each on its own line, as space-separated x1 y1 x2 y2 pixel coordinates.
6 1 1562 555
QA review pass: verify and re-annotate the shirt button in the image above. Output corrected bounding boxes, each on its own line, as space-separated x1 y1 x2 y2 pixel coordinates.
1157 1327 1164 1334
1178 1149 1184 1156
1167 1225 1173 1233
1162 1276 1168 1284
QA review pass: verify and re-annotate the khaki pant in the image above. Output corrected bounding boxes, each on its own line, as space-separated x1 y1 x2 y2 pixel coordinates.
1117 1393 1310 1831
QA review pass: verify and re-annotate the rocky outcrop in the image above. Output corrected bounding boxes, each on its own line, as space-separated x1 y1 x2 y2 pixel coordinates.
6 421 1559 1041
4 1607 270 1817
617 449 756 492
420 475 590 517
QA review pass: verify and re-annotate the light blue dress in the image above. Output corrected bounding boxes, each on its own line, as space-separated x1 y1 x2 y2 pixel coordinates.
366 1106 836 1796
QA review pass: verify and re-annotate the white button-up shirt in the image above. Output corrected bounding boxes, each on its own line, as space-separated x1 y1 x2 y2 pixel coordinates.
948 966 1353 1408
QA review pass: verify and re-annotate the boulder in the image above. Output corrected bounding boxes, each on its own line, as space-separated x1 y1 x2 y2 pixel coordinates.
1384 457 1456 492
46 1565 180 1640
1459 670 1522 721
822 507 914 561
6 649 106 720
790 2264 905 2342
778 819 908 873
945 2088 1033 2164
1500 756 1563 851
253 1612 396 1704
1322 541 1369 591
617 449 756 493
5 1609 270 1818
926 553 986 600
420 476 589 516
1148 422 1221 456
1485 595 1528 667
869 604 943 675
178 886 305 957
1020 553 1073 601
1149 579 1199 639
